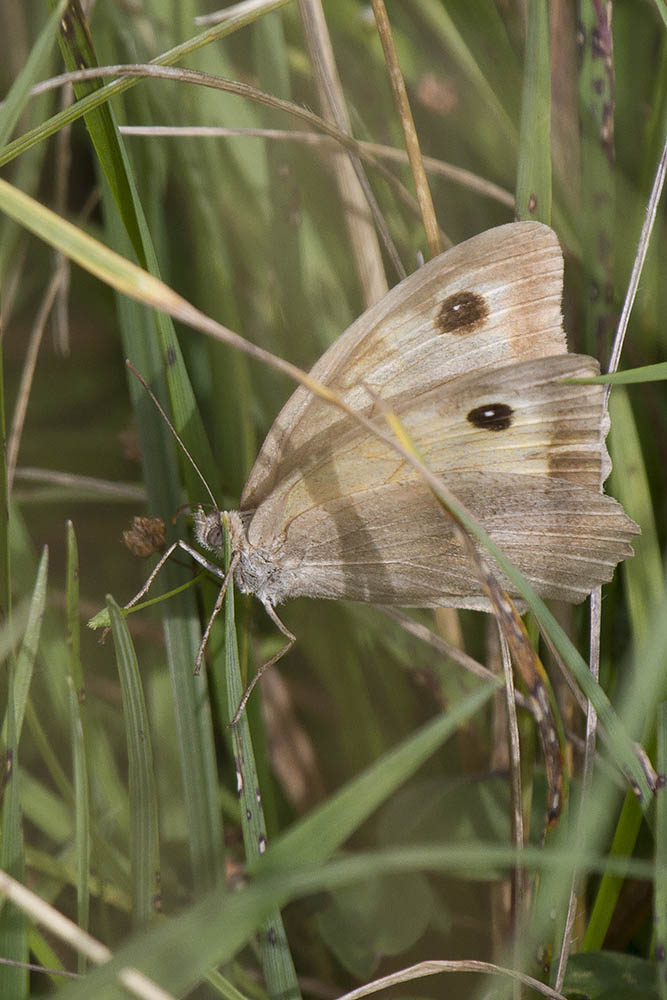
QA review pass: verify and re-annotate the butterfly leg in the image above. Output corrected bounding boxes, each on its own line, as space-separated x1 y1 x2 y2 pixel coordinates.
123 539 225 611
228 601 296 727
99 540 200 644
194 554 239 676
123 542 246 680
123 541 183 610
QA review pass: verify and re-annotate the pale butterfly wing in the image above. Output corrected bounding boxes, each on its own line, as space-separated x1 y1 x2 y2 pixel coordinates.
242 222 566 508
238 355 636 608
255 475 633 609
227 222 638 609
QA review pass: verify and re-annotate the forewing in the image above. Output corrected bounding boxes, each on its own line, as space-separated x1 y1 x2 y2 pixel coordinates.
242 222 566 509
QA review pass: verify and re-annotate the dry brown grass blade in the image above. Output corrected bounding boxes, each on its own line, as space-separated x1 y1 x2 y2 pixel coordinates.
299 0 388 304
335 957 568 1000
370 0 442 258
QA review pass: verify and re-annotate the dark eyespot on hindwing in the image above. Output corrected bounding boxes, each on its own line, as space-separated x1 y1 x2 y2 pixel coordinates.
436 290 489 334
467 402 514 431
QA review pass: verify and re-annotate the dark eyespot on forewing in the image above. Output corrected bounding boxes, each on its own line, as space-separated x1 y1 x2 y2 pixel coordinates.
437 290 489 334
467 402 513 431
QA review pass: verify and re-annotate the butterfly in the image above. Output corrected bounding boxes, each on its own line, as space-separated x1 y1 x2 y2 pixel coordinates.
192 221 638 629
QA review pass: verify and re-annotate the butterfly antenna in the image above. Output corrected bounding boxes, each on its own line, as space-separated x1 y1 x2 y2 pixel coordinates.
126 360 219 511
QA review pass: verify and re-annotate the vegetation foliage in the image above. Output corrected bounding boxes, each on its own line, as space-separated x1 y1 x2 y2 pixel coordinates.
0 2 665 998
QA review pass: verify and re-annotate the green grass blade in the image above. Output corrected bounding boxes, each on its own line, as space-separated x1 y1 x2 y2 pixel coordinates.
656 702 667 999
515 0 551 221
106 596 160 927
0 334 10 650
417 0 518 150
28 926 69 990
49 0 144 257
68 681 90 974
583 593 667 951
0 0 294 170
259 682 499 874
53 0 217 492
0 651 27 995
609 389 663 643
578 0 616 356
51 842 653 1000
66 522 90 972
254 9 311 369
49 0 226 896
1 546 47 744
221 529 300 999
101 178 226 897
567 362 667 384
0 0 68 148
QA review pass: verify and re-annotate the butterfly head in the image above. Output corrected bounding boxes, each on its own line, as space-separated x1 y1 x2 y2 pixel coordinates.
192 505 225 554
192 507 288 605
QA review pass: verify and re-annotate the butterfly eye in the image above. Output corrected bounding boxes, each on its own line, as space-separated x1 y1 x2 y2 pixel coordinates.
205 520 223 550
467 402 513 431
437 290 489 334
